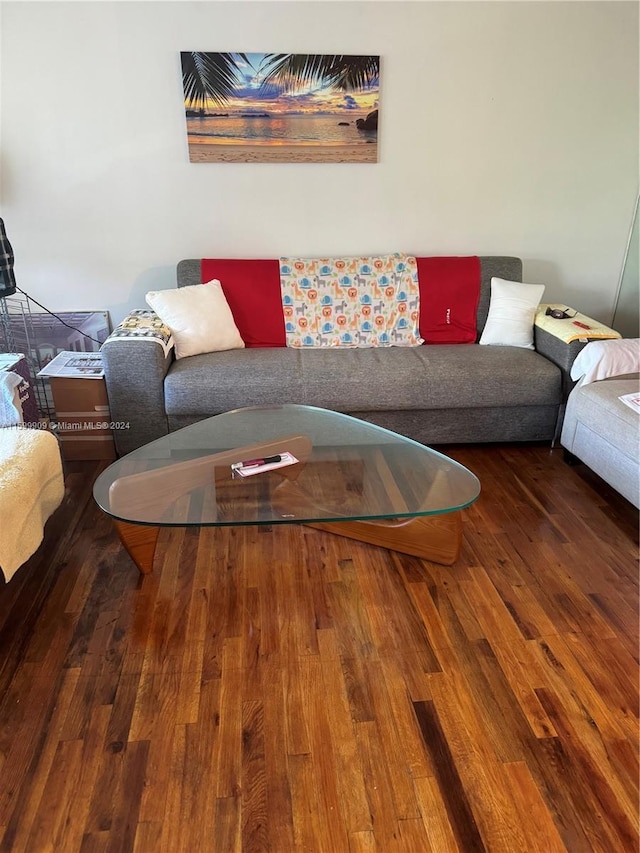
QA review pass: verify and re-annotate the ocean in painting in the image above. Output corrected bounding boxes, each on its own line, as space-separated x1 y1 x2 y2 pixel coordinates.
186 114 377 147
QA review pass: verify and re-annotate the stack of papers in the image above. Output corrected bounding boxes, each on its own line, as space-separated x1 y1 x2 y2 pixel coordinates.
37 350 104 379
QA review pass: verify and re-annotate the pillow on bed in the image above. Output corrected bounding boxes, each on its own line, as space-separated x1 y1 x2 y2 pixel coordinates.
570 338 640 385
146 279 244 359
479 277 545 349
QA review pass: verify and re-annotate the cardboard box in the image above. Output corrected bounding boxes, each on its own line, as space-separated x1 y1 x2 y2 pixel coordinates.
49 376 116 461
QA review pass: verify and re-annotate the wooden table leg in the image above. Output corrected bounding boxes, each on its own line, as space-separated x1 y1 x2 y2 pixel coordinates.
307 511 463 565
114 520 160 575
113 510 462 572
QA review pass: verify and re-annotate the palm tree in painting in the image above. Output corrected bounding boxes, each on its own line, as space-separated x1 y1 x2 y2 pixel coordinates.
259 54 379 129
181 52 379 111
181 52 250 109
257 54 379 94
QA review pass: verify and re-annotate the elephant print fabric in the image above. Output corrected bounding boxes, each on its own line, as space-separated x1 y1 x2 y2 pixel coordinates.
279 254 423 348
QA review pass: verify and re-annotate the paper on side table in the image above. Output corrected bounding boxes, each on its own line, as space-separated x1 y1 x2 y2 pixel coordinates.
535 305 621 344
37 350 104 379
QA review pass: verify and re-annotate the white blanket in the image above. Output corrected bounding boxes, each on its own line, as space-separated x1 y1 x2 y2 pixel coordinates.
0 428 65 582
0 371 23 426
570 338 640 386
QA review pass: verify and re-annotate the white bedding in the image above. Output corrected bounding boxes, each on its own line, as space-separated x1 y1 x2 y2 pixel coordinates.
570 338 640 386
0 428 64 582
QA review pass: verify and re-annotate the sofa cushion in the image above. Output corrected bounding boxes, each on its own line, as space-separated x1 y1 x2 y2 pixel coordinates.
562 377 640 461
479 278 545 350
146 280 244 359
561 376 640 507
180 257 524 338
164 345 561 418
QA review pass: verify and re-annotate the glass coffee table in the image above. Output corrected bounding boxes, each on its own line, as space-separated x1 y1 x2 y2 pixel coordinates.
93 404 480 573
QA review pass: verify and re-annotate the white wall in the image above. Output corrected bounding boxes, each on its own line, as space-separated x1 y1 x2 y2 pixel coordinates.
1 1 637 325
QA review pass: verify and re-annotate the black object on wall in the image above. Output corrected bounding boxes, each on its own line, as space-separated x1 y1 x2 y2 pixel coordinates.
0 219 17 298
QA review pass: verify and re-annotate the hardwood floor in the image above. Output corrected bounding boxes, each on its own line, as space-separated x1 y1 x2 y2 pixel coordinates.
0 444 637 852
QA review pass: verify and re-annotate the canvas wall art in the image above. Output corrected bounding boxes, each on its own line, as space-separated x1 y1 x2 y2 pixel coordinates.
180 52 380 163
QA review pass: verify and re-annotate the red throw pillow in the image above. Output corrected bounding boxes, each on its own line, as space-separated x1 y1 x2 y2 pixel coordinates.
416 256 481 344
200 259 286 347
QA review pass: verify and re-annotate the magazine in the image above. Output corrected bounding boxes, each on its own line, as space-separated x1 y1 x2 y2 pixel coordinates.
618 392 640 414
37 350 104 379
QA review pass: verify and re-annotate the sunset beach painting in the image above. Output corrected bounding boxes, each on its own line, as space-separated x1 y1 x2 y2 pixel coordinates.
180 52 380 163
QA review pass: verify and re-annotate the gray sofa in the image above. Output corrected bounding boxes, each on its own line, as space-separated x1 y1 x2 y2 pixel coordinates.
102 256 588 456
561 374 639 508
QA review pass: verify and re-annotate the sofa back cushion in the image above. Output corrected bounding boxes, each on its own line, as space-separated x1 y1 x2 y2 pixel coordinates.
476 257 523 334
177 255 523 347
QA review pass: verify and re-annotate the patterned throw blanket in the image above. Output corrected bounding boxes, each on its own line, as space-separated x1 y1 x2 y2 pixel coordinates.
104 309 174 356
280 253 423 348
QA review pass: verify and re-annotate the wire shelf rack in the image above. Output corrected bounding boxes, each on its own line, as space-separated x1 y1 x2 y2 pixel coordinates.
0 292 110 419
0 292 55 417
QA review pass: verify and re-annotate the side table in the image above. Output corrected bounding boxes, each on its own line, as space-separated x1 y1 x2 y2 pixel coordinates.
534 304 621 445
48 376 116 461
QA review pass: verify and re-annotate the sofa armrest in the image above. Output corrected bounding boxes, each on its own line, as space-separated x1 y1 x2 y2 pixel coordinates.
102 318 173 455
533 328 590 397
534 308 620 444
534 328 593 446
534 306 620 397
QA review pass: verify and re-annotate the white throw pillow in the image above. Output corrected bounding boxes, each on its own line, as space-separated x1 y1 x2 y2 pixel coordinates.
479 277 546 349
570 338 640 385
145 280 244 359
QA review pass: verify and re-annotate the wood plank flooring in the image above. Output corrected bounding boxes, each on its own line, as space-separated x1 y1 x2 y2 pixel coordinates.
0 443 637 852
